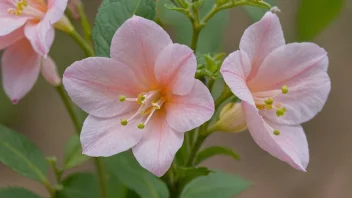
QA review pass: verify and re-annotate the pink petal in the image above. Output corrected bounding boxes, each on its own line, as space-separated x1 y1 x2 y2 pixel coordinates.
44 0 68 24
154 44 196 95
240 12 285 80
81 113 145 157
132 111 184 176
220 50 254 105
63 57 144 118
110 16 172 87
165 80 214 132
0 18 27 36
1 39 41 103
242 102 309 171
41 56 61 86
0 27 24 50
24 20 55 56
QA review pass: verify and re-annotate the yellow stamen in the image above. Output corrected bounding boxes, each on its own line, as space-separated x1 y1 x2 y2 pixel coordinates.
282 85 288 94
138 123 145 129
273 130 280 136
264 98 274 105
121 119 128 126
8 0 28 16
276 107 286 117
119 95 126 102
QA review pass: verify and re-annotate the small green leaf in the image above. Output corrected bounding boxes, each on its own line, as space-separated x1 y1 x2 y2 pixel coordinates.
204 55 218 73
63 135 90 170
56 173 99 198
180 171 251 198
0 125 48 183
103 151 169 198
0 187 41 198
93 0 156 57
176 166 212 186
243 0 274 22
297 0 344 41
195 146 240 165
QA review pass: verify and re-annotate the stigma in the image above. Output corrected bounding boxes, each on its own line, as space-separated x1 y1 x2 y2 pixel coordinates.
8 0 28 16
118 90 165 130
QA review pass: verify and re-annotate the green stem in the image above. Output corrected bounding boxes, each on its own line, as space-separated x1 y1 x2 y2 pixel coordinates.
77 3 93 44
43 181 56 198
68 30 95 57
94 159 108 198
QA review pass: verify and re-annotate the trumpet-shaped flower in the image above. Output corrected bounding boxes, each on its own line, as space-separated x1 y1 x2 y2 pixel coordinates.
0 0 68 56
1 28 60 103
63 16 214 176
220 12 331 171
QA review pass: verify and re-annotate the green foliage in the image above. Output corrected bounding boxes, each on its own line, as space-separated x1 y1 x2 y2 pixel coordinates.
103 151 169 198
176 166 213 186
195 146 240 165
0 187 41 198
63 135 90 170
93 0 156 57
57 173 99 198
297 0 344 41
244 0 275 21
180 171 251 198
0 125 48 183
159 0 229 53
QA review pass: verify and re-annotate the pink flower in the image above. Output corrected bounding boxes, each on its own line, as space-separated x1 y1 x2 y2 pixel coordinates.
0 0 68 56
1 30 60 103
220 12 331 171
63 16 215 176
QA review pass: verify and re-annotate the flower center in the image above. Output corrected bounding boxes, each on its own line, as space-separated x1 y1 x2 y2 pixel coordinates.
8 0 28 16
7 0 44 18
254 85 289 136
118 90 165 129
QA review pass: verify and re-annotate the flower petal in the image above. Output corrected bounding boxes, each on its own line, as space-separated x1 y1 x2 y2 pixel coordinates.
0 18 27 36
41 56 61 86
110 16 172 86
1 39 40 103
24 20 54 56
165 80 214 132
81 113 145 157
154 43 196 95
132 111 184 176
44 0 68 24
240 12 285 80
63 57 143 118
242 102 309 171
220 50 254 105
0 27 24 50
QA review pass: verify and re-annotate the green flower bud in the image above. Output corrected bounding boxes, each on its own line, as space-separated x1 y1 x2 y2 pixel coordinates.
216 103 247 133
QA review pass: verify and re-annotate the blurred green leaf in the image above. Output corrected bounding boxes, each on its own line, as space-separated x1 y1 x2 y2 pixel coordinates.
93 0 156 57
0 187 41 198
180 171 251 198
158 0 229 53
57 173 99 198
0 125 48 183
243 0 275 21
195 146 240 165
297 0 343 41
176 166 212 186
63 135 90 170
103 151 169 198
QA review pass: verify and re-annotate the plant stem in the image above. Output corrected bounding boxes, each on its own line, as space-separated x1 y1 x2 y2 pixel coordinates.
94 158 108 198
77 3 93 44
68 30 95 57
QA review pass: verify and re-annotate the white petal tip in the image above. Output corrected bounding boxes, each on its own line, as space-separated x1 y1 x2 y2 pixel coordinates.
270 6 281 14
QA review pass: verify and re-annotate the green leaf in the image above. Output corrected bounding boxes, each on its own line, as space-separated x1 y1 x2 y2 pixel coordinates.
180 171 251 198
297 0 344 41
0 125 48 183
176 166 212 186
243 0 275 22
57 173 99 198
0 187 41 198
103 151 169 198
158 0 229 53
63 135 90 170
195 146 240 165
93 0 156 57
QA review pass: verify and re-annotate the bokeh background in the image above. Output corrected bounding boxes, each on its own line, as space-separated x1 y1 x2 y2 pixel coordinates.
1 0 351 197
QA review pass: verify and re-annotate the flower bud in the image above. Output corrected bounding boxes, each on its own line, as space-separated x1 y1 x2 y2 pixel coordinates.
54 15 75 33
216 102 247 133
68 0 82 20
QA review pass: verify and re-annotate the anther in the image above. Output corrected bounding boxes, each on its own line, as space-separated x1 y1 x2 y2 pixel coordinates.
138 123 145 129
276 107 286 117
121 119 128 126
264 98 274 105
119 95 126 102
281 85 288 94
273 130 280 136
137 94 146 104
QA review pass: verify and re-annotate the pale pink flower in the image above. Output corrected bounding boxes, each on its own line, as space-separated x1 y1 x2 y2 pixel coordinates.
1 29 60 103
220 12 331 171
63 16 215 176
0 0 68 56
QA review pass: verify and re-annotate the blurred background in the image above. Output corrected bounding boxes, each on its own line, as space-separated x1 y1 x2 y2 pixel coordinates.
0 0 351 197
